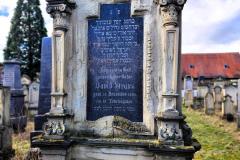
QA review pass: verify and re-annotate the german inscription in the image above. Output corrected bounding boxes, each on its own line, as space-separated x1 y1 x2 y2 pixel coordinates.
87 3 143 122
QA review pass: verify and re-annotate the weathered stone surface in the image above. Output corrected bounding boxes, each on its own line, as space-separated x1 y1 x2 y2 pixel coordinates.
28 81 40 116
0 87 15 159
222 95 235 119
31 0 200 159
204 92 214 115
214 86 223 110
3 60 27 131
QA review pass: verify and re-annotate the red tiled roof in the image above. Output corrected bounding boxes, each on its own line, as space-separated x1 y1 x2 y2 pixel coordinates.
181 52 240 79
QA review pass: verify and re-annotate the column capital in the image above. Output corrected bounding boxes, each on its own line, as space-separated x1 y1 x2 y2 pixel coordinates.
46 0 76 31
159 0 187 26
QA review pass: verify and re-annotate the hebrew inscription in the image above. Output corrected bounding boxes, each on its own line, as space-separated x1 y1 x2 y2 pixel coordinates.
87 3 143 122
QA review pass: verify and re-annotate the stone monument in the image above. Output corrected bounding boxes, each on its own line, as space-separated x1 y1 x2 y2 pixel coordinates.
204 92 214 115
0 86 15 159
28 81 40 117
3 60 27 131
21 74 31 117
34 37 52 131
222 95 235 120
214 86 223 110
183 76 193 107
31 0 200 159
237 80 240 129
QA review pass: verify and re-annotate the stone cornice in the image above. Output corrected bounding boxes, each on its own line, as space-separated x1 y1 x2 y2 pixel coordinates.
46 0 76 31
159 0 187 26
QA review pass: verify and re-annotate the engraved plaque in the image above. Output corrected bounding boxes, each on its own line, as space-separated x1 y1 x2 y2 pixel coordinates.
87 3 143 122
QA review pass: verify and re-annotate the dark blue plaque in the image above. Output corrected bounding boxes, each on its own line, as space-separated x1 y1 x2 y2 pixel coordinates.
34 37 52 130
87 3 143 122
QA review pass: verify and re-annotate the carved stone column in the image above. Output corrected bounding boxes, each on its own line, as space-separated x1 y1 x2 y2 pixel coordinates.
43 0 76 139
156 0 187 145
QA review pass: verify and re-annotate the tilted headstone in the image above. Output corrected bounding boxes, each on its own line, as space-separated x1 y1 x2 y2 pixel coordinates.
0 86 14 159
204 92 214 115
3 60 27 131
28 81 40 116
34 37 52 130
222 95 235 120
214 86 223 110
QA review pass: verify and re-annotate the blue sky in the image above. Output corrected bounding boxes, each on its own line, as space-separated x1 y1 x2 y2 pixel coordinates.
0 0 240 62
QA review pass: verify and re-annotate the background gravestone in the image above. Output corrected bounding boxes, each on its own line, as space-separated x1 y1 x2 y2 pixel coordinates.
214 86 223 110
21 75 31 118
222 95 235 121
34 37 52 130
28 81 40 117
3 60 27 131
204 92 214 115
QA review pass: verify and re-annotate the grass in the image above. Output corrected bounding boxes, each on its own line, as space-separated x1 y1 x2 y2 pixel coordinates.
11 109 240 159
12 122 33 160
184 107 240 160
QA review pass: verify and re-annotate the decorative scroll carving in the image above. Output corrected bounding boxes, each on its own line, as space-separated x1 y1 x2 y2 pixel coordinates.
157 0 187 144
159 123 181 141
159 0 186 26
44 0 76 139
46 0 76 30
43 120 65 136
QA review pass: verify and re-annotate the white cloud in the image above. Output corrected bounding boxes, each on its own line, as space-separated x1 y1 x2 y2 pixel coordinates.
0 0 240 62
182 0 240 53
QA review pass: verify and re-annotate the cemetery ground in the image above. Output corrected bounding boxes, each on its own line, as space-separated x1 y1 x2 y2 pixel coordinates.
184 107 240 160
12 122 33 160
10 110 240 160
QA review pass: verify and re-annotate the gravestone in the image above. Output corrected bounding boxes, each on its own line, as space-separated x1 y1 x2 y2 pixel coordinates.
3 60 27 131
31 1 200 160
183 76 193 107
21 74 31 117
222 95 235 120
28 81 40 117
34 37 52 131
214 86 223 110
237 80 240 129
0 86 15 159
204 92 214 115
87 4 143 122
224 84 238 108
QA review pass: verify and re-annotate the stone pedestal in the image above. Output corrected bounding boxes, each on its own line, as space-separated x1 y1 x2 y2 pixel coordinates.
0 86 15 159
32 138 200 160
3 60 27 132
